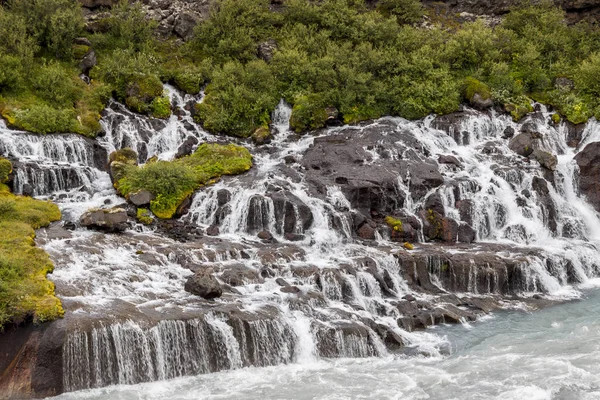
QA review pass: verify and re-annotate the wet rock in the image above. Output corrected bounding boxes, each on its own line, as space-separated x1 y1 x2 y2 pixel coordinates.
257 231 274 241
128 190 155 206
206 225 220 236
79 49 97 74
509 132 541 157
575 141 600 212
79 207 129 232
456 199 475 226
502 126 515 139
438 154 462 168
532 149 558 171
175 136 199 158
457 224 477 244
275 278 290 287
184 270 223 299
217 189 231 206
220 265 261 286
424 193 445 216
470 92 493 109
356 222 376 240
531 176 559 234
62 221 77 231
402 294 416 302
21 183 34 197
280 285 301 294
284 233 305 242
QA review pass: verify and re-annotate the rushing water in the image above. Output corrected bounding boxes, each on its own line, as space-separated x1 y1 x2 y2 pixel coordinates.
3 85 600 398
49 285 600 400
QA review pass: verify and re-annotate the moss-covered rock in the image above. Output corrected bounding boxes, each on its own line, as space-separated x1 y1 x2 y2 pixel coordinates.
115 143 253 219
0 184 63 329
136 208 154 225
0 157 12 183
150 95 171 119
385 216 403 231
125 75 164 115
464 77 492 109
251 126 271 144
505 101 534 122
109 148 138 165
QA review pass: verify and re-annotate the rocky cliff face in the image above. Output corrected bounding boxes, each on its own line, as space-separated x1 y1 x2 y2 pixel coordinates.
79 0 600 42
422 0 600 23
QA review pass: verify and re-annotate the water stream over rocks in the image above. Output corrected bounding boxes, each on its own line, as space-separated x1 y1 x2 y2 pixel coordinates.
1 86 600 398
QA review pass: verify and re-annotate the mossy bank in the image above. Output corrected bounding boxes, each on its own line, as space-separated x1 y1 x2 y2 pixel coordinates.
0 159 63 330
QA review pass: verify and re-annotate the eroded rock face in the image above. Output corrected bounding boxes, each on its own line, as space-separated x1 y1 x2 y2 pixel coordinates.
575 141 600 212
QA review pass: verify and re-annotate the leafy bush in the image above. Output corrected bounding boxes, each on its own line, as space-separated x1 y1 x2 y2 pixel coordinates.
195 60 278 137
0 158 12 183
376 0 423 25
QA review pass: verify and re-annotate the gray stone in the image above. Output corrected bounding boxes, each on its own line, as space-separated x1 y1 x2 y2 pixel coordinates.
184 270 223 299
129 190 155 206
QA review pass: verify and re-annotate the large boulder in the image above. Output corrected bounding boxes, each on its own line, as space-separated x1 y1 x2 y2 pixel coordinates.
509 132 541 157
184 269 223 299
575 141 600 212
532 149 558 171
79 207 130 232
129 190 155 206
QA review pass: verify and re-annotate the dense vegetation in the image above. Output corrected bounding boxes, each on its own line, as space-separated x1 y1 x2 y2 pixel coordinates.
2 0 600 135
115 144 252 218
0 159 63 329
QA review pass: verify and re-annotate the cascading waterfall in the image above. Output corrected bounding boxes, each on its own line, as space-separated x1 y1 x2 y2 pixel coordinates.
3 86 600 395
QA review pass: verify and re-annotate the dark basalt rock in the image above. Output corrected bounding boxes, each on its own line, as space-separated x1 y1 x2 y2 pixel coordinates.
184 269 223 299
79 207 130 233
575 141 600 212
175 136 199 158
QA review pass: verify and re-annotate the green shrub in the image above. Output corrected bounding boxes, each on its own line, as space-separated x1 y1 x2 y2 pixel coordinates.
13 104 76 134
289 94 329 132
376 0 423 25
195 60 278 137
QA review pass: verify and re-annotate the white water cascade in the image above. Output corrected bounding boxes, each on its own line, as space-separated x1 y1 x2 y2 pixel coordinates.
2 89 600 396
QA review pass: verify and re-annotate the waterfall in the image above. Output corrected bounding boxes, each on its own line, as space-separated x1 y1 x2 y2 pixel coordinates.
3 87 600 395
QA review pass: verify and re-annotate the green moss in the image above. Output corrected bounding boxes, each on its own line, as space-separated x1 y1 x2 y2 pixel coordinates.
136 208 154 225
551 113 561 124
505 100 534 122
403 242 414 250
72 44 91 59
0 158 12 183
343 105 381 125
116 143 253 219
385 216 403 231
109 148 138 164
464 77 491 102
0 184 63 329
125 75 164 114
150 95 171 119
